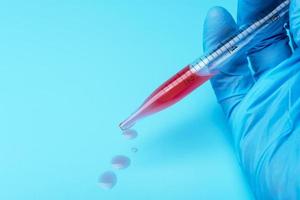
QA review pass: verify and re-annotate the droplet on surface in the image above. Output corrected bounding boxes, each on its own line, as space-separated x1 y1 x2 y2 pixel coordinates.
131 147 138 153
111 155 131 170
122 129 138 140
99 171 117 190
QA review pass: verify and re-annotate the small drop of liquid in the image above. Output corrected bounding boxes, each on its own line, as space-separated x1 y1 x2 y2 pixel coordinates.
122 129 138 140
131 147 138 153
111 155 131 170
99 171 117 190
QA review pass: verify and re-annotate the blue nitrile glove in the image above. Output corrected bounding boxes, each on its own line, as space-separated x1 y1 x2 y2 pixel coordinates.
203 0 300 199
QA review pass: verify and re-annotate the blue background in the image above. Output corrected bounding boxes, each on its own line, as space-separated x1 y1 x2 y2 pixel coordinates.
0 0 254 199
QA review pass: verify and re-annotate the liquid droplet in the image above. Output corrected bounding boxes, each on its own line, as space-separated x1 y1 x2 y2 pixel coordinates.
111 155 131 170
99 171 117 190
122 129 138 140
131 147 138 153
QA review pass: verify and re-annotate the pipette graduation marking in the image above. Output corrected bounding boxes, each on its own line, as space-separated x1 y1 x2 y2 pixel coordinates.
119 0 290 130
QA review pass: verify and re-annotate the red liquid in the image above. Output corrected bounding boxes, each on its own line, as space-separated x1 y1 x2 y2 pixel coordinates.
119 66 212 130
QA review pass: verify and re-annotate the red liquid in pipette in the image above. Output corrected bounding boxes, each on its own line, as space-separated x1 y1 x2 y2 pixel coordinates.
119 66 212 130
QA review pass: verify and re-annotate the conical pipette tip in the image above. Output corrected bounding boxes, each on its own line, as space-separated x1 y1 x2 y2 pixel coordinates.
119 109 143 130
119 118 135 130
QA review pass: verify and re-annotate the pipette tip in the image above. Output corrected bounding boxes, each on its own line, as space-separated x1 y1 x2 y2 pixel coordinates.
119 107 145 130
119 119 135 131
119 112 139 130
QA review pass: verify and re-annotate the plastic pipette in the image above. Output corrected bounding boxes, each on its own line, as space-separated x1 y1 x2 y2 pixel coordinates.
120 0 290 130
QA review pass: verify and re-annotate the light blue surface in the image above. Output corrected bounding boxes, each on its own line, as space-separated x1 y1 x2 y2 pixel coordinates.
0 0 253 199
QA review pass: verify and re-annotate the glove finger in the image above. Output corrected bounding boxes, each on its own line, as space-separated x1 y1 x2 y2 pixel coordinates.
238 0 292 80
203 7 254 117
290 0 300 47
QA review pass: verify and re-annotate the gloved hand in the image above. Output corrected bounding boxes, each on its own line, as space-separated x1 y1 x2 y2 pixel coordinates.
203 0 300 199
